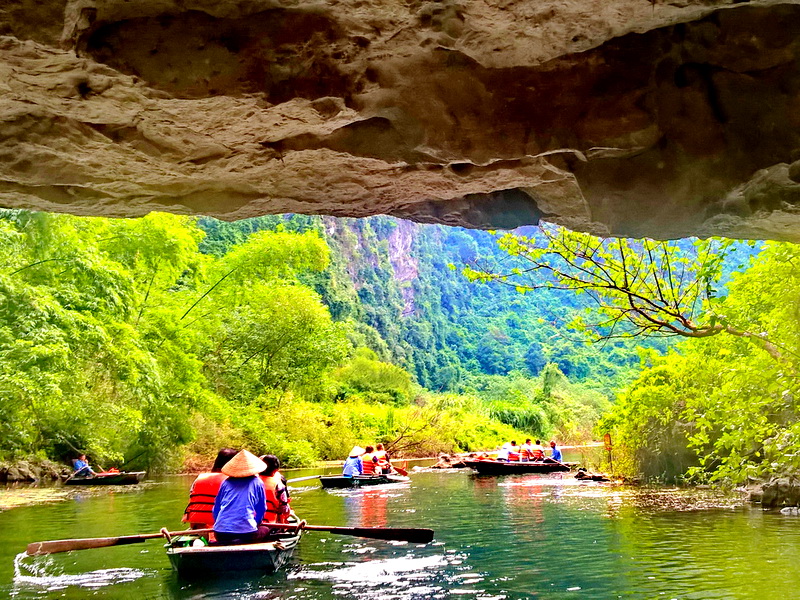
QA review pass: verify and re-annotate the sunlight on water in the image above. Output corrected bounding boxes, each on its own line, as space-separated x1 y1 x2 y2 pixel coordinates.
289 552 504 600
12 552 151 594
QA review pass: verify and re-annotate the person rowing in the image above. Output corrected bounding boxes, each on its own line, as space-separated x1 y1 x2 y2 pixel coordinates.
72 454 96 477
212 450 271 545
342 446 365 477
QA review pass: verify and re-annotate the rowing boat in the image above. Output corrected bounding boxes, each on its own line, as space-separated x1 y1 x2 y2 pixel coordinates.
64 471 146 486
320 474 410 489
464 460 571 475
165 528 302 575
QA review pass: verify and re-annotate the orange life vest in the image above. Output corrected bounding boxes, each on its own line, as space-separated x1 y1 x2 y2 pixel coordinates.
374 450 390 471
260 473 291 523
508 451 520 461
362 453 378 475
182 472 227 527
532 448 545 460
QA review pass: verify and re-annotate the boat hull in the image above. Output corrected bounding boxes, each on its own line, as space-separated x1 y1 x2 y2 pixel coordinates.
64 471 146 485
166 531 301 575
320 474 409 489
465 460 571 475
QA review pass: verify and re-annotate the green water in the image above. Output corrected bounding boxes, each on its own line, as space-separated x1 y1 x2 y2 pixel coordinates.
2 467 799 599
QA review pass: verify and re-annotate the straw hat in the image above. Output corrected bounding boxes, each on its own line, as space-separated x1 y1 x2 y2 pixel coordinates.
221 450 267 478
349 446 365 457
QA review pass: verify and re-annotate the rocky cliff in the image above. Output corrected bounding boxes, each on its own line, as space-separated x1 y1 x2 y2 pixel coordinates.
2 0 800 239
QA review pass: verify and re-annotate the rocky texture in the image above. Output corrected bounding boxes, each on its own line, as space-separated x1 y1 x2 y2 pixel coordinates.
2 0 800 239
0 460 68 482
749 476 800 507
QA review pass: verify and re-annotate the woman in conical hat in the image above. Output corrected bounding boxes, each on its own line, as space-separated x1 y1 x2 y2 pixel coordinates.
342 446 365 478
212 450 271 544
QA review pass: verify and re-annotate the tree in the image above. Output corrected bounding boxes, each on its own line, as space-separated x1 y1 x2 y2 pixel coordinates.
464 224 782 363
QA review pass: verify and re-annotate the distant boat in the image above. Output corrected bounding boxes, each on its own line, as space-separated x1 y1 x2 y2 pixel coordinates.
464 460 572 475
165 528 302 575
64 471 146 486
320 474 410 489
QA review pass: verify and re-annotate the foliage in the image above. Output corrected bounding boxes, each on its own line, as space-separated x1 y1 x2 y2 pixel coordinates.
600 242 800 484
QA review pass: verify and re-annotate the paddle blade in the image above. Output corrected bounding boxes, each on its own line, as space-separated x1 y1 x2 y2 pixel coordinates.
305 525 434 544
27 535 146 556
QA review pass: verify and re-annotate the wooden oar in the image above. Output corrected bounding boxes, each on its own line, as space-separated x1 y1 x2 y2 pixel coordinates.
26 529 213 556
27 521 434 557
285 474 322 484
266 522 434 544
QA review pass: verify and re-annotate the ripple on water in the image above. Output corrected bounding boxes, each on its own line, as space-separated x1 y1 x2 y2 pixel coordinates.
289 552 503 600
12 552 151 593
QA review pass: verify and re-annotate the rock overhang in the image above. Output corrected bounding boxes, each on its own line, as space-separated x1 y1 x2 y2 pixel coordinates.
1 0 800 240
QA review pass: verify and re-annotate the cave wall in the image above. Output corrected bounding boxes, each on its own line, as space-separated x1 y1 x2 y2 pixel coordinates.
1 0 800 239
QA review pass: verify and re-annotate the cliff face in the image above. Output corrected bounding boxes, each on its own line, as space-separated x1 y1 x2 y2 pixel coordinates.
2 0 800 239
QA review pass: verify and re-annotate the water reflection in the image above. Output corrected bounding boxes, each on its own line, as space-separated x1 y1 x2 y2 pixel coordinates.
4 470 800 599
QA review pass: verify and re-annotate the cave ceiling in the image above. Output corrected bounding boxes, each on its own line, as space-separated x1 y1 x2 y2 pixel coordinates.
2 0 800 239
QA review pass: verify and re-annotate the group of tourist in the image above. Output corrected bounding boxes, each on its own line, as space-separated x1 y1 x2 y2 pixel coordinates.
182 448 293 545
342 443 394 476
495 439 563 463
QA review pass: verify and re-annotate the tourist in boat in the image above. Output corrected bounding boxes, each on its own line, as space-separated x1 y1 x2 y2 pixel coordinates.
212 450 271 545
72 454 96 477
342 446 365 477
508 440 521 462
182 447 238 529
549 440 563 462
520 439 534 462
361 445 381 475
259 454 291 524
496 442 512 462
532 440 546 461
374 443 392 474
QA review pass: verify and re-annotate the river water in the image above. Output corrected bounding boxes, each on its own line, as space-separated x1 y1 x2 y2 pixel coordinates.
2 464 799 599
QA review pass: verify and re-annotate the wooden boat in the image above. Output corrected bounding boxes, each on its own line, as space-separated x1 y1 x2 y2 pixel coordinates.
320 474 410 489
64 471 146 486
465 460 571 475
165 527 302 575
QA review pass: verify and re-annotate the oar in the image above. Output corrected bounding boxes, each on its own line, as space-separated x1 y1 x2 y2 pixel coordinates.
26 528 213 556
267 522 434 544
286 474 322 484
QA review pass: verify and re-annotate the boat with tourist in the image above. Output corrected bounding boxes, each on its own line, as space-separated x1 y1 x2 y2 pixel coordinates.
164 526 302 575
64 471 146 486
464 459 572 475
320 474 410 489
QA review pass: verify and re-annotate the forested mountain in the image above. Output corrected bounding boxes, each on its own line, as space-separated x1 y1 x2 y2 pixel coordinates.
200 215 666 395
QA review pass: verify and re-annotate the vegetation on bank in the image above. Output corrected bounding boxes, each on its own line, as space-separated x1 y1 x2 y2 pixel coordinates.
0 211 604 471
473 224 800 485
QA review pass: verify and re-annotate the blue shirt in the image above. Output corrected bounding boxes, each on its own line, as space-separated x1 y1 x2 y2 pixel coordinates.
342 456 363 477
551 446 562 462
73 459 89 471
212 476 266 533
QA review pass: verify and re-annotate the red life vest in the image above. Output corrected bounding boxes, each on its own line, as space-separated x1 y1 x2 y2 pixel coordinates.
362 453 378 475
260 473 291 523
508 451 520 461
182 472 227 527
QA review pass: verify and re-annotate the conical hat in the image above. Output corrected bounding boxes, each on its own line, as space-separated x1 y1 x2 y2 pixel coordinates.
221 450 267 478
349 446 365 457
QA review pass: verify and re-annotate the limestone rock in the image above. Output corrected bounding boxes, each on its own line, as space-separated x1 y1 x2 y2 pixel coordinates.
2 0 800 239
